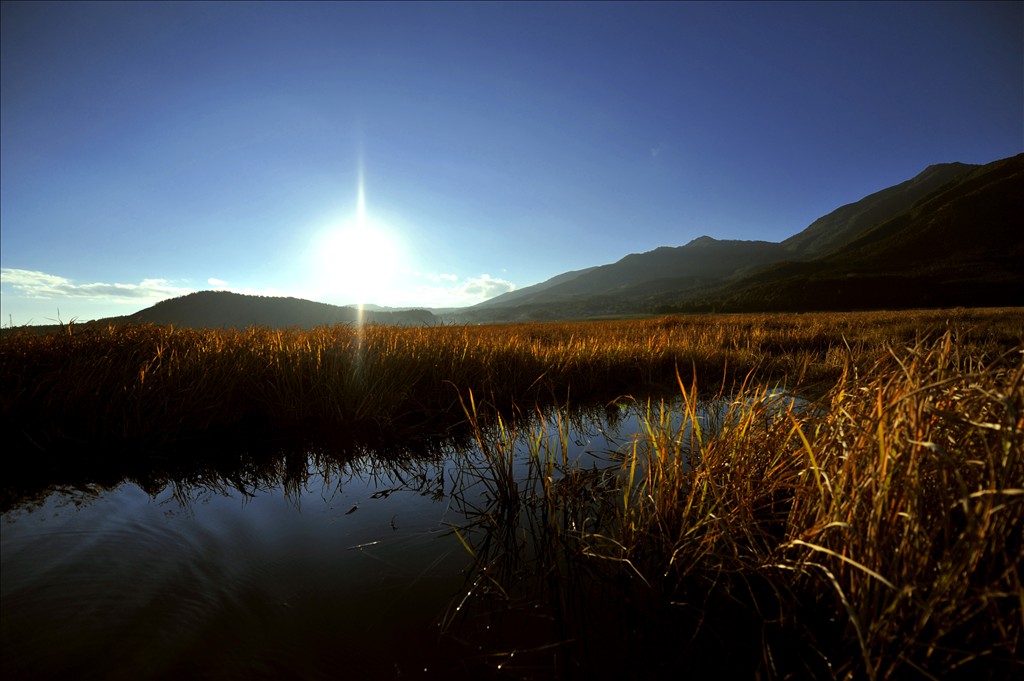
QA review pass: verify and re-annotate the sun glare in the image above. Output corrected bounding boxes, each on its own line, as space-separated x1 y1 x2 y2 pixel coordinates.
312 218 402 304
307 159 410 305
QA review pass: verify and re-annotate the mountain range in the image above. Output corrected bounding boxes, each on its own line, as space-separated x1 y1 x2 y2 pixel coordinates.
77 153 1021 330
458 153 1023 321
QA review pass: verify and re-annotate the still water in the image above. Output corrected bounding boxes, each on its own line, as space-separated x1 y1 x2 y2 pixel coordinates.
2 408 646 679
2 394 797 679
3 464 470 679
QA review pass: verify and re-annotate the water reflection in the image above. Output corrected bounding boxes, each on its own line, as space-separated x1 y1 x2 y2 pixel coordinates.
440 390 810 678
1 394 804 679
2 465 469 678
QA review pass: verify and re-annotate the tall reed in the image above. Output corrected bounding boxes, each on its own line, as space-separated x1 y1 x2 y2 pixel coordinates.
778 335 1023 679
446 331 1022 679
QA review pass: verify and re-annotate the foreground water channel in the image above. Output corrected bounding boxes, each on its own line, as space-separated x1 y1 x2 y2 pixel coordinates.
2 395 797 679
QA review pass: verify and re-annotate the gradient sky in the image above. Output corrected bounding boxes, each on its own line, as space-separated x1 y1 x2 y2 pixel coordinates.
2 1 1022 324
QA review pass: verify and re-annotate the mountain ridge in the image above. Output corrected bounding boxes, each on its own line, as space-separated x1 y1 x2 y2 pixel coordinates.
59 153 1023 330
780 161 976 256
458 153 1022 320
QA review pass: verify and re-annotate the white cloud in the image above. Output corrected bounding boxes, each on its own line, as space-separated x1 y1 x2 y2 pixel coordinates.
0 268 192 301
208 277 229 287
458 274 515 299
410 272 516 307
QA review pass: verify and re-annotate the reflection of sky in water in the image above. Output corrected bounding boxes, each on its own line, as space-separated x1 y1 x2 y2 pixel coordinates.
1 394 804 679
3 463 475 678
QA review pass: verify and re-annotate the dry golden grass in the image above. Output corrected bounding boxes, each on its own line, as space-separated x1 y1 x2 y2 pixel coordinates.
2 307 1020 453
435 312 1023 679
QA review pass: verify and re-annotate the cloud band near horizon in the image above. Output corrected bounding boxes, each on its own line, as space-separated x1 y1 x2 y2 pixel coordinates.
0 267 517 324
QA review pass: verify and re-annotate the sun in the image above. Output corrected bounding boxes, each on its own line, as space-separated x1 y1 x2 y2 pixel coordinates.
312 218 402 303
307 158 409 304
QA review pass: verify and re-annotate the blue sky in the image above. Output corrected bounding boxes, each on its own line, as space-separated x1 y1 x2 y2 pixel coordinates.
2 1 1021 324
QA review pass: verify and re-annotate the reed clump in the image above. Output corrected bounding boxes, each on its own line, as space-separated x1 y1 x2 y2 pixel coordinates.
777 335 1023 680
446 330 1023 679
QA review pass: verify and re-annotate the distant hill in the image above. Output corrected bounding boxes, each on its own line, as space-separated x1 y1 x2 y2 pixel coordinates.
455 153 1023 321
99 291 437 329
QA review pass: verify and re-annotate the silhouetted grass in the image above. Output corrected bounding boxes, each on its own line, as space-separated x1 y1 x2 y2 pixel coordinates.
1 308 1019 454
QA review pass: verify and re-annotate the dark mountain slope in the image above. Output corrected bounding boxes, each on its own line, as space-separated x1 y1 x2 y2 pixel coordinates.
556 237 784 295
475 266 598 308
119 291 436 328
822 153 1023 268
460 153 1021 320
692 154 1024 312
474 237 784 310
780 161 975 257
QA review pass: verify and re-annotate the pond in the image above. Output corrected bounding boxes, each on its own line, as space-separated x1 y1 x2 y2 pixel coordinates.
2 393 802 679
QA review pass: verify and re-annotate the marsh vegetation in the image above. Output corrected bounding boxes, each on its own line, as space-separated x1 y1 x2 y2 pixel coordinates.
2 308 1022 679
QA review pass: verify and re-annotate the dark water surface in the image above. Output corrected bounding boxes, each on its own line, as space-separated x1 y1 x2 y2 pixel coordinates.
2 395 800 679
2 403 667 680
2 464 471 679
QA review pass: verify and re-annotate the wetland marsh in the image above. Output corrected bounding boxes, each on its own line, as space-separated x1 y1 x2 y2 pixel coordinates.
2 309 1022 679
